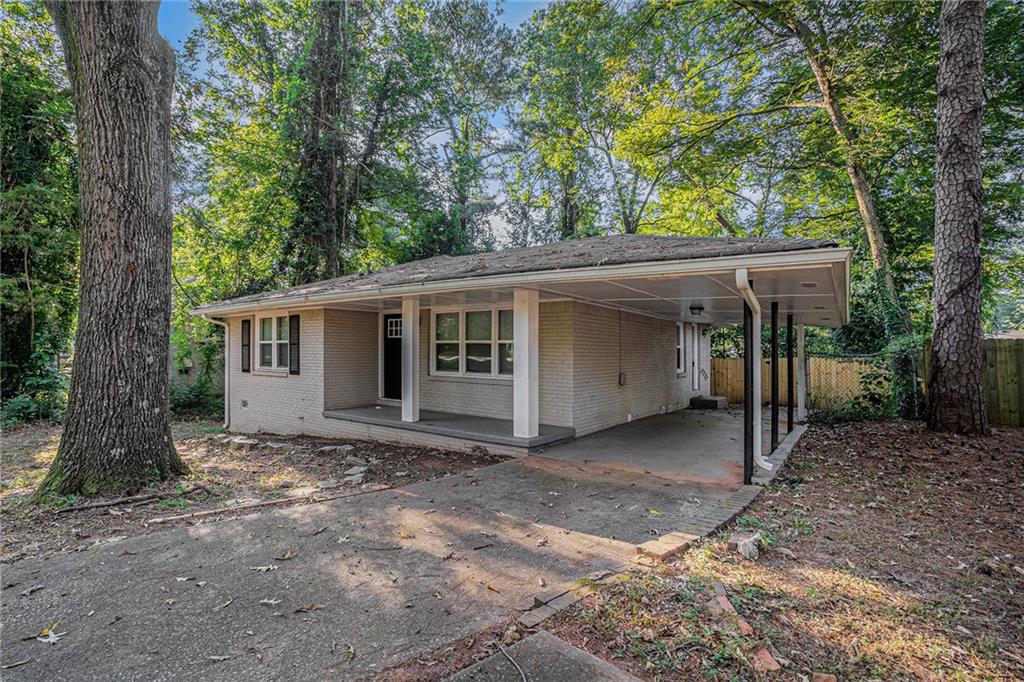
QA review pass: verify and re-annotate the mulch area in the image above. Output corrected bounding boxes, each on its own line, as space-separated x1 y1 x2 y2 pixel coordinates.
0 419 506 563
542 420 1024 680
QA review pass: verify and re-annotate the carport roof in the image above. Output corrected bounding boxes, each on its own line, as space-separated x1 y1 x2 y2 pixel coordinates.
192 235 842 319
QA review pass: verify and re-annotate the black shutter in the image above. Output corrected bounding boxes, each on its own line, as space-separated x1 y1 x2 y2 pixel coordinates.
289 314 300 375
241 319 251 373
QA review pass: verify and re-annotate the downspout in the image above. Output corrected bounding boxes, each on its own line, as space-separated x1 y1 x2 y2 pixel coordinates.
735 269 772 472
201 314 230 430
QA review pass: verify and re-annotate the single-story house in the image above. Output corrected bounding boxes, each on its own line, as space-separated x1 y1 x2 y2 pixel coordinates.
192 235 850 481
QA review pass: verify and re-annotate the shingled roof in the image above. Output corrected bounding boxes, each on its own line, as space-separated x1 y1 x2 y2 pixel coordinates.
193 234 839 313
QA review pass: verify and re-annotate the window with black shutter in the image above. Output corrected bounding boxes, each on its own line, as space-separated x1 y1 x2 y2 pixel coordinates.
289 314 300 375
241 319 251 373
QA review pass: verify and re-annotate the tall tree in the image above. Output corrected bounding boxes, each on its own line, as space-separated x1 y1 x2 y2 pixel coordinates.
40 0 188 495
927 0 989 435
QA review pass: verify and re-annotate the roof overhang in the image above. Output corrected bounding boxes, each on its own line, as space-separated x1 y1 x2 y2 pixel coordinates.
192 247 851 327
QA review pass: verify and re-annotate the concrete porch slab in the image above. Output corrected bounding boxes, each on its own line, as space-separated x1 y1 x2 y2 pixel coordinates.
323 405 575 450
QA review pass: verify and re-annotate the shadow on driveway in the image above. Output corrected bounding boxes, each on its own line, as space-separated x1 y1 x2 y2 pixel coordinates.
1 456 740 680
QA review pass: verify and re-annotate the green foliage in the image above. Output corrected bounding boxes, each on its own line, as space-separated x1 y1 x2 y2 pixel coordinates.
0 333 68 427
1 2 78 407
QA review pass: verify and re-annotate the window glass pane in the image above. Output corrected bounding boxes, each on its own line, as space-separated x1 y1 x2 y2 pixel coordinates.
435 313 459 341
465 310 491 340
277 316 289 341
260 318 272 341
435 343 459 372
259 343 273 366
498 342 514 375
277 342 289 368
498 310 514 341
465 343 492 373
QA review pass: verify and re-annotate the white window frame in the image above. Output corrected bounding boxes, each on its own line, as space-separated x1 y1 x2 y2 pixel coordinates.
677 323 688 375
430 306 514 379
256 314 290 371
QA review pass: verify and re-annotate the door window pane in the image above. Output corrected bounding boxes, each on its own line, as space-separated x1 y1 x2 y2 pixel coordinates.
259 344 273 367
465 310 491 341
435 343 459 372
465 343 492 373
435 313 459 341
277 342 289 368
498 342 514 375
260 317 272 341
498 310 514 341
277 316 289 341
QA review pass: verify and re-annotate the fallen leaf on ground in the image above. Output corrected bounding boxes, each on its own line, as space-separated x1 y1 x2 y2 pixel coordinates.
274 550 295 561
295 603 325 613
259 598 281 606
249 565 278 572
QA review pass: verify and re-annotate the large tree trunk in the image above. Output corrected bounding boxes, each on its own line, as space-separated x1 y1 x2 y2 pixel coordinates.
927 0 989 435
40 0 187 495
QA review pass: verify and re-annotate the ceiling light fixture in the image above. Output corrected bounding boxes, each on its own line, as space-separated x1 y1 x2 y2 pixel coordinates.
689 304 704 316
800 281 818 288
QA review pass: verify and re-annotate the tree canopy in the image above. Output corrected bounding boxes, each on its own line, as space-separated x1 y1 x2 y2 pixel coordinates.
2 0 1022 427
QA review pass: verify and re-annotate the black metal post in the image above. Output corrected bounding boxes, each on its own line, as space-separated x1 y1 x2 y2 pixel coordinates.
787 314 794 433
743 298 754 485
770 302 779 453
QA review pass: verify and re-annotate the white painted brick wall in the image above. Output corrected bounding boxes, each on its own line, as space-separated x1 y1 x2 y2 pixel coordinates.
571 303 706 436
323 309 378 409
419 304 574 427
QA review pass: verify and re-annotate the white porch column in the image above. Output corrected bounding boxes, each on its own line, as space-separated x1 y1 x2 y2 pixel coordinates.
513 288 539 438
401 297 420 422
796 321 807 421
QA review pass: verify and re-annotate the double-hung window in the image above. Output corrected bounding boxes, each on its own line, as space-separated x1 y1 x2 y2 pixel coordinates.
258 315 290 369
432 308 514 377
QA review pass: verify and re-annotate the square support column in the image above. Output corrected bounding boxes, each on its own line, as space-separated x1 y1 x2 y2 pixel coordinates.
786 314 794 433
513 288 539 439
770 302 779 453
743 299 754 485
401 297 420 423
796 322 807 421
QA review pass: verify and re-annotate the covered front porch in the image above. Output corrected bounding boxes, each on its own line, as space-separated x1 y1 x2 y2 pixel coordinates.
324 404 575 449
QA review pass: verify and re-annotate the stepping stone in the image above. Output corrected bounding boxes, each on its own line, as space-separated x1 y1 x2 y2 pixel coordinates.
446 630 639 681
344 466 368 476
228 436 259 451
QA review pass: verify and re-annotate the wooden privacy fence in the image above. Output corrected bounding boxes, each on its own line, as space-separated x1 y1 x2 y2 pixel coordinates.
922 337 1023 428
711 337 1024 426
711 356 871 409
979 338 1023 427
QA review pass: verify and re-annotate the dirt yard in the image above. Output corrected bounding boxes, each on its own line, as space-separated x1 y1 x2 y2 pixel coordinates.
542 420 1024 681
0 420 506 563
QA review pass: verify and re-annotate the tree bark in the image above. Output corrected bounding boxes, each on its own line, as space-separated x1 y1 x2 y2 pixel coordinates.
927 0 989 435
40 0 188 495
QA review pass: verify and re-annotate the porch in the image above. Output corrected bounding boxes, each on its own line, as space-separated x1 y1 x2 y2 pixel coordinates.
323 404 575 449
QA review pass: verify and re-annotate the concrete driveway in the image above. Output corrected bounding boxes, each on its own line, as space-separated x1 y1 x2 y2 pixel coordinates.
1 455 750 680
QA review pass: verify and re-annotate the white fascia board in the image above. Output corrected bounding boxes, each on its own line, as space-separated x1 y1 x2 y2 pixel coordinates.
191 248 852 317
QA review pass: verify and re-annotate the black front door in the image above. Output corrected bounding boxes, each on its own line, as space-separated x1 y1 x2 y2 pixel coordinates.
382 314 402 399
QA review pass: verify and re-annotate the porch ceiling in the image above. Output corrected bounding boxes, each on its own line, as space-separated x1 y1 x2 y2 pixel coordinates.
322 258 848 327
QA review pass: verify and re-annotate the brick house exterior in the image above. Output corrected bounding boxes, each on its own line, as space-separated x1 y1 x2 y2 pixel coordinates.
194 235 849 459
